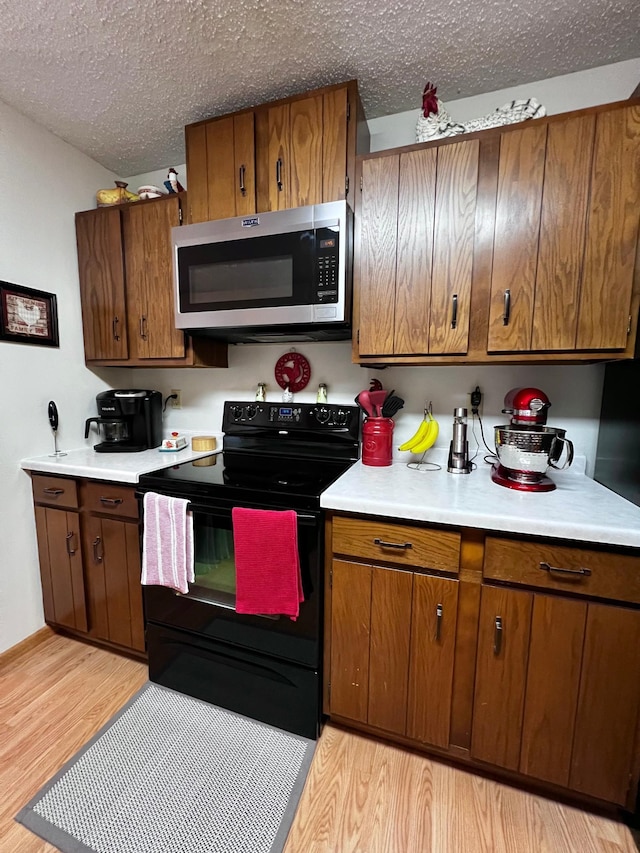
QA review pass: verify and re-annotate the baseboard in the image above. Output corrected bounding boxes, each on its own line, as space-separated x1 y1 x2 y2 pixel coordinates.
0 625 55 666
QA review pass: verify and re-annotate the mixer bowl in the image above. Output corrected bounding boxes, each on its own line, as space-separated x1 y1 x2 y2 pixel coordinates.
494 425 562 474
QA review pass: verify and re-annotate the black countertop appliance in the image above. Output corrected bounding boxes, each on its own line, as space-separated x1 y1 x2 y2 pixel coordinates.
593 360 640 507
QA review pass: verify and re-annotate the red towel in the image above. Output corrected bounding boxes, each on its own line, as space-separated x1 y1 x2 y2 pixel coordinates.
232 507 303 620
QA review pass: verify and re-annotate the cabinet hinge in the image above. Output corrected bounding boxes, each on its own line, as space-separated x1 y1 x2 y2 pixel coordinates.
346 101 351 122
327 681 331 701
360 175 363 192
357 329 360 344
178 205 183 224
345 175 350 197
628 314 632 335
330 569 333 589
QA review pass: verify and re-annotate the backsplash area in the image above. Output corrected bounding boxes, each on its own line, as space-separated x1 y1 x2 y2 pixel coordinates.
126 341 605 475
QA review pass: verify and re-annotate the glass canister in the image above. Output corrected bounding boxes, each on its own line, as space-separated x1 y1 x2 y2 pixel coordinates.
362 417 394 466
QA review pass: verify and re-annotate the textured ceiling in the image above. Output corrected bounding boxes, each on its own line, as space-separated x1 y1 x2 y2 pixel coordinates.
1 0 638 175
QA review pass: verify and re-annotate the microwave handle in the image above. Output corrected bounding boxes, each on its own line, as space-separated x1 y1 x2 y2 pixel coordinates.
276 158 283 192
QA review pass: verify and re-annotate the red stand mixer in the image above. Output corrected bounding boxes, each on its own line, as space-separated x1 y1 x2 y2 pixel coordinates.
491 387 574 492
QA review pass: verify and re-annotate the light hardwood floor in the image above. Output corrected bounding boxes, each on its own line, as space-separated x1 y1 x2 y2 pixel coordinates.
1 631 638 853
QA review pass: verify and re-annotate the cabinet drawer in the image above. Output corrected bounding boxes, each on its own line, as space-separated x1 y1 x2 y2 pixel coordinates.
32 474 78 509
332 516 460 573
82 481 139 520
484 536 640 605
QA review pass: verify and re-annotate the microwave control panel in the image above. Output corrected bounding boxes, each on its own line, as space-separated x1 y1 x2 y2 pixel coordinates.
314 232 340 304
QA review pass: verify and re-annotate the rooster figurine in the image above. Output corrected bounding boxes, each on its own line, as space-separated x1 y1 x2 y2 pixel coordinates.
164 168 185 194
416 81 545 144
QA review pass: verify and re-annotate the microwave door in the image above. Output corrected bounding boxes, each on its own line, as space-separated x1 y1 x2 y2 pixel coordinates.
175 228 317 328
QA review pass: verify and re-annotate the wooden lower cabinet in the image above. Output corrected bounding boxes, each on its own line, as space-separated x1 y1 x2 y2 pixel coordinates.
329 558 458 745
34 506 87 633
82 515 145 652
31 474 145 657
471 586 640 806
326 514 640 809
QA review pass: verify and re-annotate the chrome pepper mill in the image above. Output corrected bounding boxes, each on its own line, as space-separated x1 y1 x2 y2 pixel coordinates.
447 407 472 474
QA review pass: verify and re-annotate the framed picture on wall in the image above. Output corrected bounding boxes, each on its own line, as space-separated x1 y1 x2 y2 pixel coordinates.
0 281 59 347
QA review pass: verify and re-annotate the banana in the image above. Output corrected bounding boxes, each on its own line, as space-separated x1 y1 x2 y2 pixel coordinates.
398 416 430 451
410 416 439 455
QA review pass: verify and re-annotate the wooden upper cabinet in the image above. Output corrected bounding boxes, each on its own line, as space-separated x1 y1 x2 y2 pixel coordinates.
122 195 185 360
185 113 256 224
488 104 640 354
75 207 128 361
75 196 227 368
186 81 366 222
577 105 640 350
356 139 479 357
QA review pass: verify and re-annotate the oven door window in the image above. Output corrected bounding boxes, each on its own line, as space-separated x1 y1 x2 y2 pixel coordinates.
177 230 315 313
191 515 237 609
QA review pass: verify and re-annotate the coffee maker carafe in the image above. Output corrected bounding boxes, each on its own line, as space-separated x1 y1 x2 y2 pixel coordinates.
85 390 163 452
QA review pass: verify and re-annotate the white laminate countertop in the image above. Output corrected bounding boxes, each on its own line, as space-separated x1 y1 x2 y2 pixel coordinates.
321 455 640 549
20 433 223 484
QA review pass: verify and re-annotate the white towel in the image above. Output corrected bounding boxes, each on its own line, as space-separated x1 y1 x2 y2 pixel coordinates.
141 492 194 594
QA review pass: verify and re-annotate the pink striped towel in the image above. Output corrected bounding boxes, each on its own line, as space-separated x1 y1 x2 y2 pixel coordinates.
141 492 194 594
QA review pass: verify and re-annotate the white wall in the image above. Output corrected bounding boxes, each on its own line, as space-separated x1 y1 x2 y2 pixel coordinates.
368 57 640 151
0 100 130 654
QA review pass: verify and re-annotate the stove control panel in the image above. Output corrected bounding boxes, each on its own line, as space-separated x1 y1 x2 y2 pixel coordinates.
223 401 360 434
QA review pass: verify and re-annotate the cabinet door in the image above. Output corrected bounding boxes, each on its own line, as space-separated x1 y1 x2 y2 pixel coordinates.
75 207 128 361
569 603 640 805
329 559 371 722
123 197 185 360
427 139 478 355
357 139 477 358
487 124 547 352
258 96 324 212
185 115 256 224
406 574 459 748
84 515 145 652
356 154 400 356
367 566 413 734
519 595 587 786
322 86 349 203
34 506 87 632
471 585 532 770
577 105 640 350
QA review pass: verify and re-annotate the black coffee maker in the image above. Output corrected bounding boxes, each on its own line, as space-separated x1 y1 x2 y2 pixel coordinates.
85 390 163 452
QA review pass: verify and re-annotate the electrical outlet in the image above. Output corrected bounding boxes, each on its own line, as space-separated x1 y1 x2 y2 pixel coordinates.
470 385 483 417
170 389 182 409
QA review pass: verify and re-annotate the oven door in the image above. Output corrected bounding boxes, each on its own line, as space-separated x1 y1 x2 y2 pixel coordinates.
143 504 323 668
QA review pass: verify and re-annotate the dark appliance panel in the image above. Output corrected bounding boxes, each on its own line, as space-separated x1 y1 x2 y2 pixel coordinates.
594 360 640 507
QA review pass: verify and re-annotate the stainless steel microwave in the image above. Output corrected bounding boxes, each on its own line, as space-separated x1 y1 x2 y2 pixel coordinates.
172 200 353 343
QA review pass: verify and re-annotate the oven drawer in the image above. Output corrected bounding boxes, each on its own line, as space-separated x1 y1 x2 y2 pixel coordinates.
483 535 640 604
332 515 460 573
82 481 139 519
32 474 79 509
146 623 321 739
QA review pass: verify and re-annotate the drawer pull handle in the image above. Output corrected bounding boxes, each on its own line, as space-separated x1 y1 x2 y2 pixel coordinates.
539 561 591 578
373 538 413 550
43 487 64 496
435 603 443 642
99 497 123 506
65 531 76 557
494 616 503 656
92 536 103 563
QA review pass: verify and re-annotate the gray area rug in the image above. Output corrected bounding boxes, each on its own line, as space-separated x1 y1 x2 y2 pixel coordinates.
16 682 315 853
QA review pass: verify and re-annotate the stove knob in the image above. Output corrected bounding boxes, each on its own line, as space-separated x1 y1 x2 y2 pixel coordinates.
245 404 258 420
230 405 242 419
315 407 331 423
335 409 349 425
